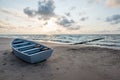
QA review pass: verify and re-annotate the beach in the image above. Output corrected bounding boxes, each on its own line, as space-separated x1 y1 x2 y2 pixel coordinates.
0 38 120 80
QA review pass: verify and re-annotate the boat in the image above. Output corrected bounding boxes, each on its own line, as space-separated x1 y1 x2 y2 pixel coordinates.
11 38 53 63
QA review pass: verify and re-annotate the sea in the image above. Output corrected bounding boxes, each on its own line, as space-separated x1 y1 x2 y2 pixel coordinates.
0 34 120 49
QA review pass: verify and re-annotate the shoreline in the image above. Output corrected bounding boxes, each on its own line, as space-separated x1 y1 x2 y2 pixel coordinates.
0 37 120 80
1 36 120 50
34 39 120 50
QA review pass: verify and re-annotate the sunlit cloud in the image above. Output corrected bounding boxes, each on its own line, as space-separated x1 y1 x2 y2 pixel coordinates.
106 0 120 7
92 0 120 7
0 8 39 22
0 20 18 34
23 0 81 31
0 0 120 34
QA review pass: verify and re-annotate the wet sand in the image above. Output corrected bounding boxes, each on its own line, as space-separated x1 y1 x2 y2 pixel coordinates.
0 38 120 80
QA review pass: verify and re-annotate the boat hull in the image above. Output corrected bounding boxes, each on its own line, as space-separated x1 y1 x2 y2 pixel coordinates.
11 38 53 63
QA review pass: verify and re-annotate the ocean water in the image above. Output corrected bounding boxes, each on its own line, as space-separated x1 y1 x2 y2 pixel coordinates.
0 34 120 49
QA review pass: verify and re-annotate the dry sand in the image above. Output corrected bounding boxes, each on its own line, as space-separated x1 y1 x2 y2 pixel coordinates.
0 38 120 80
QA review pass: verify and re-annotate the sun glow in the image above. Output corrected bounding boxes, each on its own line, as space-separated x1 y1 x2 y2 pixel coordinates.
42 20 58 32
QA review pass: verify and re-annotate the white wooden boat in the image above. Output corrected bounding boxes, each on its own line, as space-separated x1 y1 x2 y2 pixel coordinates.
11 38 53 63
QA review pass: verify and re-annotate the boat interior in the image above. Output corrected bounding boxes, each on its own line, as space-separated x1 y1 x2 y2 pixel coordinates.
12 39 49 55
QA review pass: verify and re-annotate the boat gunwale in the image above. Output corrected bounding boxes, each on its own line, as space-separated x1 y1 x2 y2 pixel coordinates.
11 38 53 57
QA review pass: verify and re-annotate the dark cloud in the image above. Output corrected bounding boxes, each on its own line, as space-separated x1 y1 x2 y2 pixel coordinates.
24 0 55 19
56 17 80 30
80 17 88 21
106 14 120 24
57 17 74 27
65 12 70 17
24 7 36 17
37 0 55 16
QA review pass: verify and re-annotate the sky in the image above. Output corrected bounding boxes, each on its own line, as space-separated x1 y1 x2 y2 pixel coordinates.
0 0 120 34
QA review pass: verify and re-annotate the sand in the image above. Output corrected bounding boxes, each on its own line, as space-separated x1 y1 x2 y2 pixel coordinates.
0 38 120 80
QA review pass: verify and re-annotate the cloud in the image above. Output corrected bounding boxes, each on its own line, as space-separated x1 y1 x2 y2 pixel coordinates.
56 17 80 30
88 0 95 4
87 0 101 4
56 17 74 27
0 24 4 28
65 12 71 17
67 25 80 30
70 6 76 10
0 8 38 22
106 14 120 24
106 0 120 7
24 7 36 17
24 0 55 19
0 8 19 17
0 20 16 30
92 0 120 7
0 8 13 15
37 0 55 16
43 22 48 25
80 17 88 21
0 19 45 34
